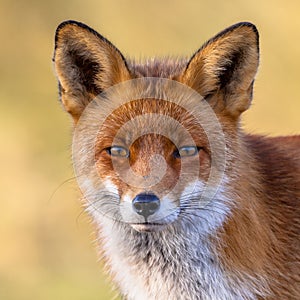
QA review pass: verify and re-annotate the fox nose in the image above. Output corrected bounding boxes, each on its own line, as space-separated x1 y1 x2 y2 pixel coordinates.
132 193 160 220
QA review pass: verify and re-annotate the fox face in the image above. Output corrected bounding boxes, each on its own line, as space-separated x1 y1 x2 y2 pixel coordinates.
94 98 214 231
53 21 258 233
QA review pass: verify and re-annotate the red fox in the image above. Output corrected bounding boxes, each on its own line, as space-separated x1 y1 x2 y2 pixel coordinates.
53 21 300 299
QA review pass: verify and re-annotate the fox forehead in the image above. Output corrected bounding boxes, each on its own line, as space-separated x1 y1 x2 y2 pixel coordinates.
95 98 209 149
128 57 188 79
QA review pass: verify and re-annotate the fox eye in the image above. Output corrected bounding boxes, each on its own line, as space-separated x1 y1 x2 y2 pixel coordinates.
173 146 199 158
106 146 129 158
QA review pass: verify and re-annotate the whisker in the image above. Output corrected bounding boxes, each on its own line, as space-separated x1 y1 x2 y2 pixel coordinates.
47 176 77 204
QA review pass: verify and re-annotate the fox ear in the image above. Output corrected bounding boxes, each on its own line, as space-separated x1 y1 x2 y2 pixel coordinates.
53 21 131 121
181 22 259 118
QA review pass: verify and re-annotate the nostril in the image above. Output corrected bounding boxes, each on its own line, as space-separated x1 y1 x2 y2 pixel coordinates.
147 201 160 213
133 203 142 213
132 193 160 220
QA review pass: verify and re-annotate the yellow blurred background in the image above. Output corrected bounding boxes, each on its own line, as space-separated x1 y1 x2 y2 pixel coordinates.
0 0 299 299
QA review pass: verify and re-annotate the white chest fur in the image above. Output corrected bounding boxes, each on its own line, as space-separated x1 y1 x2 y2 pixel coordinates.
94 216 263 300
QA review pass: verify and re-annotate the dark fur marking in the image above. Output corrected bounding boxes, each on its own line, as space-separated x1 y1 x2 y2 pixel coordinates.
219 49 244 89
185 22 259 73
54 20 130 70
68 49 102 94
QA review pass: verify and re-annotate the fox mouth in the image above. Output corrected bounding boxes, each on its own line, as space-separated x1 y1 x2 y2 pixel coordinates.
130 222 167 232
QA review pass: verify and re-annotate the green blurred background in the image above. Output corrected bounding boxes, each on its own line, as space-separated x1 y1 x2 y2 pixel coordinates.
0 0 299 299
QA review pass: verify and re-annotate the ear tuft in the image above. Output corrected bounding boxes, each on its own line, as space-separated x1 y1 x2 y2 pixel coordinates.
181 22 259 118
53 20 131 122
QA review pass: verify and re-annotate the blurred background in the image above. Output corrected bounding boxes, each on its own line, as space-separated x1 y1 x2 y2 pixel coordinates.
0 0 299 299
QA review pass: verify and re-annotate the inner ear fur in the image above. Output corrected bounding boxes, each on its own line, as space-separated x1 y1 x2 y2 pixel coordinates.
53 20 131 121
180 22 259 118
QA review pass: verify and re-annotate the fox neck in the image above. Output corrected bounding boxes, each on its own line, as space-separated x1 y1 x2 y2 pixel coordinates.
217 136 272 294
97 210 269 300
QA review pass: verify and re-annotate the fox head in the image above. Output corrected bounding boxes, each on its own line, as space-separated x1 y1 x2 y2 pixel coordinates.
53 21 259 232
